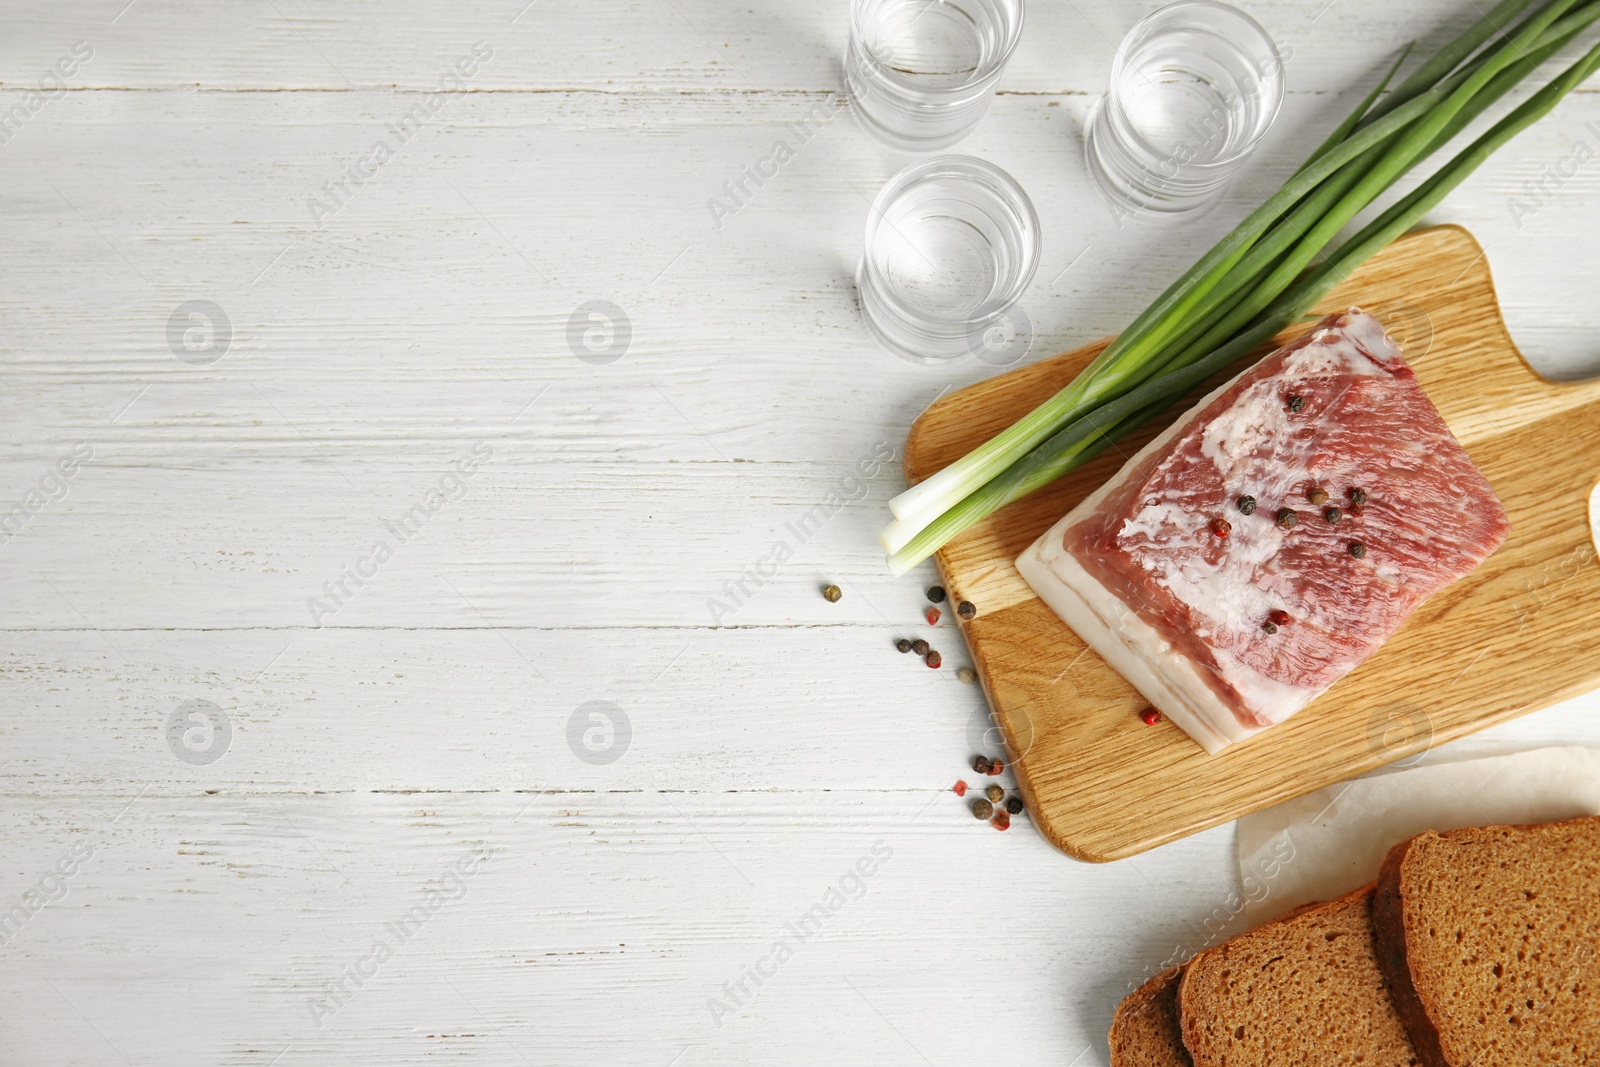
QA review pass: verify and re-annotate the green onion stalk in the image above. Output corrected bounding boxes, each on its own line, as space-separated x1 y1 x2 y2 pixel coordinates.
883 18 1600 575
882 0 1600 572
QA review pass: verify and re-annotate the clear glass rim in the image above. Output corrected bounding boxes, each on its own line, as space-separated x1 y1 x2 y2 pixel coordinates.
1104 0 1285 170
848 0 1027 101
861 154 1041 330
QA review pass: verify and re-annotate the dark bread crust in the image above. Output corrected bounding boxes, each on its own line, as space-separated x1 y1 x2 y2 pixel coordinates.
1373 834 1450 1067
1177 885 1418 1066
1372 817 1600 1066
1110 966 1193 1067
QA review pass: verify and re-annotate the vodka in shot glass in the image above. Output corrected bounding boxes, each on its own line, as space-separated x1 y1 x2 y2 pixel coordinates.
1086 0 1284 217
844 0 1025 151
857 155 1041 364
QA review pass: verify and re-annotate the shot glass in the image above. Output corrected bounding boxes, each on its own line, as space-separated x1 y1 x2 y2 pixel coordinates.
844 0 1026 151
1086 0 1284 216
857 155 1041 364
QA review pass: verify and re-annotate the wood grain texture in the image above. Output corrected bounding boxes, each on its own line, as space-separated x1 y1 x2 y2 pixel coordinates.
904 226 1600 863
4 0 1600 1061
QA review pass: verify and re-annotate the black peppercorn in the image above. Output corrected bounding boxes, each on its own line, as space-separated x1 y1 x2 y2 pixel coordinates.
926 585 946 604
1237 495 1257 515
1349 541 1367 559
1005 796 1023 815
1276 508 1299 530
957 600 976 620
1288 394 1306 412
911 639 930 656
1262 621 1278 635
896 638 913 653
1324 507 1343 525
972 755 991 774
1349 487 1367 506
972 798 994 820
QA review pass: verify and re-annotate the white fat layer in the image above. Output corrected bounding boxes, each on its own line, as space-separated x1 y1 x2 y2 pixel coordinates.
1016 529 1254 754
1016 310 1387 753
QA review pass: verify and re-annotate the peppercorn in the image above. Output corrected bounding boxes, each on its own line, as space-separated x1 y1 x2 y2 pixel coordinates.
988 758 1004 775
1349 487 1367 506
1268 609 1291 627
925 607 941 625
1307 487 1329 507
1210 517 1232 539
972 755 991 774
911 639 930 656
1140 708 1162 726
991 809 1011 831
895 638 913 654
822 584 842 602
1349 541 1367 559
953 780 968 797
1324 506 1343 525
927 585 946 604
985 784 1004 804
972 798 994 820
1237 495 1257 515
957 667 976 685
1276 508 1299 530
957 600 976 620
925 650 942 669
1005 796 1023 815
1262 621 1278 635
1288 394 1306 412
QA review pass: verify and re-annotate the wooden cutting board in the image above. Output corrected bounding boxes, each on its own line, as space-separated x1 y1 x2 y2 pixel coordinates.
904 225 1600 862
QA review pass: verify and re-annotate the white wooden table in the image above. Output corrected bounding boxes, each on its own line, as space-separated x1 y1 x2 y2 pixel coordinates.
3 1 1598 1062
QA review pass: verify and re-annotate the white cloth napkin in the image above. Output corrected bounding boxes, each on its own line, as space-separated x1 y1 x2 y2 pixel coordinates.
1236 746 1600 926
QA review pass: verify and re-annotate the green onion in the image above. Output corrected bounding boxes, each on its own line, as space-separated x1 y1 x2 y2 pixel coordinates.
886 23 1487 528
884 3 1600 574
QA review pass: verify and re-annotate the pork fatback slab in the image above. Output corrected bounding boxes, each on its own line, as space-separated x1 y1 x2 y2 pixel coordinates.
1015 309 1510 753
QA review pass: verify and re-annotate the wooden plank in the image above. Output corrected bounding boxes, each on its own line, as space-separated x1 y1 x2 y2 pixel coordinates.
0 788 1241 1065
903 226 1600 862
2 3 1599 1060
0 0 1545 95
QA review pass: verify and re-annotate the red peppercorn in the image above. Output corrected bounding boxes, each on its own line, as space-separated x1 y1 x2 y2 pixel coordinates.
991 810 1011 831
1268 609 1291 627
952 780 968 797
925 650 942 669
988 758 1004 775
1210 517 1232 539
925 607 941 625
1140 708 1162 725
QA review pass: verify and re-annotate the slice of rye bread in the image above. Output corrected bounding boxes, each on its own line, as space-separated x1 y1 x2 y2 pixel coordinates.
1177 886 1420 1066
1109 902 1342 1066
1372 817 1600 1067
1110 967 1193 1067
